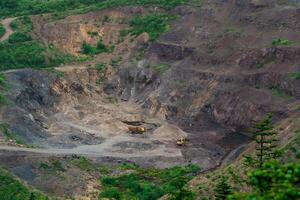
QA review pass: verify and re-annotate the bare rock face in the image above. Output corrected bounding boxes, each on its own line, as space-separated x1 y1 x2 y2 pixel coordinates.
235 0 275 8
2 69 59 142
149 43 194 61
107 0 300 135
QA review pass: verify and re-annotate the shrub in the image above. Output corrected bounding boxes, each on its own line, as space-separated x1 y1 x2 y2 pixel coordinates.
8 32 32 43
110 57 122 66
82 43 97 55
0 167 49 200
289 72 300 80
99 187 122 200
0 0 187 18
0 24 5 38
128 14 175 41
0 41 46 70
96 63 107 72
0 73 7 87
214 176 232 200
229 161 300 200
270 87 292 98
272 38 292 46
81 41 112 55
99 164 200 200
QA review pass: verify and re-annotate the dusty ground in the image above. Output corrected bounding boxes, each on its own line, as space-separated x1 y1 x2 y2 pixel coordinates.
0 66 248 170
0 17 16 42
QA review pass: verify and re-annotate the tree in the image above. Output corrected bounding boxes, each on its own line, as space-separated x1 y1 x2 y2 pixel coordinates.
214 176 232 200
252 113 279 168
229 161 300 200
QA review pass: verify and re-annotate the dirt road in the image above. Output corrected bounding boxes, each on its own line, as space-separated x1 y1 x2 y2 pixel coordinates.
0 18 16 42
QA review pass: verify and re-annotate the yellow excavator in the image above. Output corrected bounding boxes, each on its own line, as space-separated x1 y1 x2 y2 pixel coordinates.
128 126 146 134
176 137 188 146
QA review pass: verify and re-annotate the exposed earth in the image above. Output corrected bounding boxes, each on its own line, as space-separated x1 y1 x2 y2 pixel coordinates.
0 0 299 199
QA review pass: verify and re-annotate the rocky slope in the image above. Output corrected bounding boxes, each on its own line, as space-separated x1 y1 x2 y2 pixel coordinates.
0 0 299 199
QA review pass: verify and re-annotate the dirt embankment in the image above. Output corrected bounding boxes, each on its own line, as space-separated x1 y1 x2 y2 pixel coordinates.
0 18 16 42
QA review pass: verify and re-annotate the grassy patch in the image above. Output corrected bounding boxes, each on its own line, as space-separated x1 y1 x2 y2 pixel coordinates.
126 14 175 41
110 56 122 67
0 24 5 38
149 63 170 73
289 72 300 80
69 155 94 171
270 87 293 99
100 164 200 200
281 129 300 163
0 73 6 87
0 167 50 200
0 93 8 106
255 63 264 69
39 160 66 174
96 63 107 73
0 73 8 106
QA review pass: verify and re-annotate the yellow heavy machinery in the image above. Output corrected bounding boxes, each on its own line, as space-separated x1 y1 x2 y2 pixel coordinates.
128 126 146 134
176 137 188 146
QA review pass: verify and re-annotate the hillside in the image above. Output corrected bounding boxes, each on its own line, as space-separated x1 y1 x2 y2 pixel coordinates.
0 0 299 199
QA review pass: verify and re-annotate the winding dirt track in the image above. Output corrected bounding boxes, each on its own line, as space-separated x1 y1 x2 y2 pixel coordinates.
0 18 16 42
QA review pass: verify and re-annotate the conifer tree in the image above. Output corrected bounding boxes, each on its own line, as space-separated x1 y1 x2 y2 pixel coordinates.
214 176 232 200
254 113 278 168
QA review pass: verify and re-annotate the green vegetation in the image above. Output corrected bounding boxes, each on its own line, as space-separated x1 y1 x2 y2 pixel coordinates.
229 160 300 200
270 87 293 99
289 72 300 80
0 24 5 38
81 41 114 55
0 93 7 105
39 160 66 174
281 129 300 163
214 176 232 200
10 16 33 32
195 116 299 200
0 17 74 71
255 63 264 69
100 164 200 200
253 113 279 167
228 116 299 200
244 114 279 168
0 73 8 106
0 167 50 200
70 155 94 171
0 41 46 70
8 32 32 43
149 63 171 73
272 38 292 46
0 0 187 18
110 56 122 67
0 73 6 86
96 63 107 73
127 14 175 41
